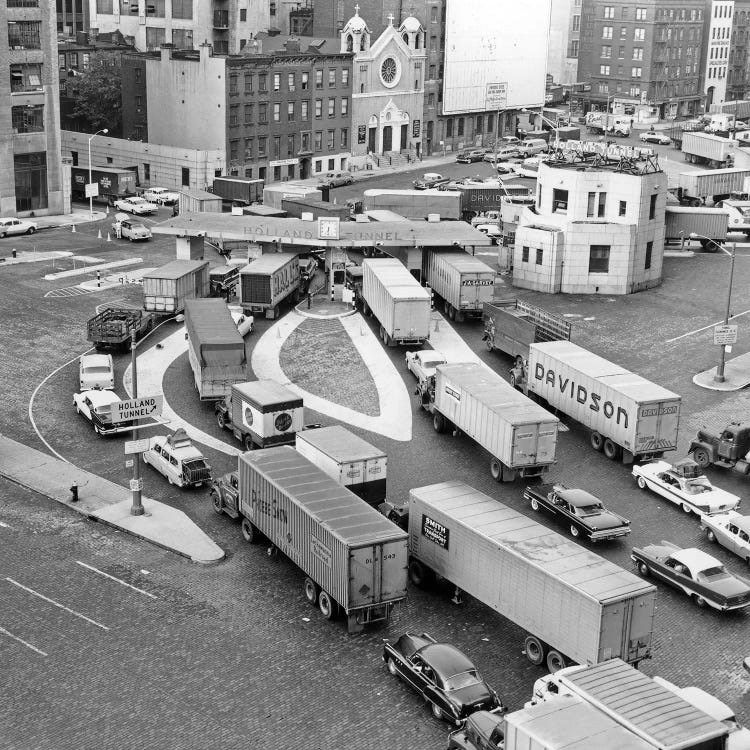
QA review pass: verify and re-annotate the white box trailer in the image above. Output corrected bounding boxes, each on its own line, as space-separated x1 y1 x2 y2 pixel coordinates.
427 362 559 481
664 207 729 247
363 189 462 220
239 253 301 319
681 132 738 167
424 251 497 321
362 258 431 346
406 482 657 672
673 168 750 205
524 341 681 464
142 259 210 314
295 425 387 506
238 446 408 633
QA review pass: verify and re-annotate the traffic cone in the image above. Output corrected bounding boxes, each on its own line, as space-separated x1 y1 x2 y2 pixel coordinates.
434 316 440 332
71 223 76 233
107 232 112 242
97 229 102 239
106 205 110 215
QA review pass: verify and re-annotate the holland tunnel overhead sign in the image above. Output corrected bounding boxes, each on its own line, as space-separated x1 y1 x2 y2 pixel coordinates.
114 395 163 422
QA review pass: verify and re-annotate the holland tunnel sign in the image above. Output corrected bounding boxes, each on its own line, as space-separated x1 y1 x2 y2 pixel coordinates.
113 395 163 422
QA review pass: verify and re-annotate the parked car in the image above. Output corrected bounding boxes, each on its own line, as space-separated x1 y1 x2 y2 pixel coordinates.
632 458 741 516
405 350 447 386
79 353 114 390
318 171 354 188
142 429 212 488
73 389 132 435
113 196 159 215
523 484 631 542
382 632 503 724
141 187 180 205
486 146 521 162
112 213 153 241
0 217 37 238
413 173 450 190
631 541 750 610
639 131 671 145
701 511 750 564
456 149 486 164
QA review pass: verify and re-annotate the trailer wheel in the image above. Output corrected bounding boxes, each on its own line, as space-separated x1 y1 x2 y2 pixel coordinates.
448 305 456 321
241 518 256 543
443 299 450 315
546 650 568 673
589 432 604 452
433 413 446 434
303 577 319 605
210 490 223 515
603 439 621 460
691 447 711 470
524 635 547 666
243 435 255 452
490 458 503 482
318 590 337 619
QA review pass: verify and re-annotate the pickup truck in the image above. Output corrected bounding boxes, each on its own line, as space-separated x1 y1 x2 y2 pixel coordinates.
86 307 155 351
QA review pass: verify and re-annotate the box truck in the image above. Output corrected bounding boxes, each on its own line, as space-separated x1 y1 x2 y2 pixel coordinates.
671 168 750 206
419 362 559 481
211 176 264 207
362 258 431 346
142 260 210 314
529 659 730 750
681 132 738 168
235 446 408 632
401 482 657 672
513 341 682 464
263 184 323 210
71 166 136 205
664 207 729 248
239 253 301 319
215 380 304 451
424 251 497 322
183 299 247 401
295 425 387 507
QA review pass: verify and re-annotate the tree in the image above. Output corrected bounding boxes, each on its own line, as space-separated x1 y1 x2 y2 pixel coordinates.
71 51 122 132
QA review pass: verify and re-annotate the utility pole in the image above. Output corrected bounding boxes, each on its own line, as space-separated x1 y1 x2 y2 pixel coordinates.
715 243 737 383
130 326 144 515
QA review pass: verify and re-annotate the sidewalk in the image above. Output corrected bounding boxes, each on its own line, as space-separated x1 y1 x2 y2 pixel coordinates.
33 207 109 230
693 351 750 391
0 434 224 564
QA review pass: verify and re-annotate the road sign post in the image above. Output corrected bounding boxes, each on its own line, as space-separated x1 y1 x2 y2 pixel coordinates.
713 324 738 346
130 328 144 516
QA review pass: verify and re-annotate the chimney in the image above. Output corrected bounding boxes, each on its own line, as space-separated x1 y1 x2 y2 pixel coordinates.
200 40 213 61
284 37 300 53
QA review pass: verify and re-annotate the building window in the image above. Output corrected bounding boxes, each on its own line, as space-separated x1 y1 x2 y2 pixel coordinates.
172 28 193 49
301 100 309 120
273 103 280 122
229 106 239 126
603 5 614 18
645 240 653 269
314 131 322 151
287 134 295 156
328 69 336 87
536 248 544 265
341 128 348 147
244 138 253 159
273 166 281 181
327 130 335 149
258 137 267 157
429 63 436 78
328 98 335 117
634 27 645 41
552 188 568 212
259 74 267 92
301 132 311 152
288 102 295 121
96 0 113 10
633 47 643 61
240 8 246 21
230 140 239 161
598 193 607 217
635 7 647 21
229 75 238 94
649 193 657 219
259 103 268 123
342 69 349 86
569 40 579 57
522 246 530 263
244 166 253 178
9 20 41 49
10 63 42 92
273 73 280 91
476 115 483 132
146 0 165 17
587 192 596 217
244 73 253 93
589 245 611 273
602 26 613 39
173 0 192 19
301 72 309 90
273 136 280 158
181 167 190 186
259 166 266 180
328 158 335 170
631 67 642 78
619 200 627 216
602 45 612 58
446 119 453 137
315 99 322 118
145 27 165 49
600 65 610 75
315 69 323 88
428 92 435 106
572 14 580 31
431 6 437 22
288 73 295 91
341 97 349 116
14 152 47 211
244 104 253 124
458 117 464 136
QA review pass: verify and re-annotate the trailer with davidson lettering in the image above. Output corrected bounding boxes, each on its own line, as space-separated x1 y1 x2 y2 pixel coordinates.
235 446 408 633
512 341 681 464
424 251 497 322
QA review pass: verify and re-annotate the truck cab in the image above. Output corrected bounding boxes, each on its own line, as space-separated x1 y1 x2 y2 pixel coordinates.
447 709 505 750
690 422 750 474
142 429 212 488
210 470 240 518
209 265 240 297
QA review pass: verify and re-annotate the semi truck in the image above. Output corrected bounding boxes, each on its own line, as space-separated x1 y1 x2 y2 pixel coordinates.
529 659 731 750
670 168 750 206
424 251 497 322
211 176 264 207
584 112 631 136
689 421 750 475
717 199 750 236
183 299 247 401
239 253 301 319
512 341 682 464
234 446 408 633
396 481 656 672
419 362 559 482
361 258 431 346
681 132 738 168
142 259 211 314
482 300 572 363
215 380 304 451
664 207 729 248
86 306 155 351
71 166 136 205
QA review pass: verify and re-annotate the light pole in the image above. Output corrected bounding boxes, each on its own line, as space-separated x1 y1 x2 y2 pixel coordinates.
521 108 562 149
690 233 737 383
88 128 108 219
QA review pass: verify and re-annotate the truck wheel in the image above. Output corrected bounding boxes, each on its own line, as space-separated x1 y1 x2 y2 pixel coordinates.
443 299 450 315
705 527 717 543
637 476 647 490
433 413 446 434
589 432 604 452
691 447 711 470
362 301 370 316
216 412 227 430
603 439 620 460
243 435 255 452
509 371 518 389
241 518 256 543
485 337 494 352
379 325 385 341
546 650 568 673
303 577 319 605
318 590 337 619
210 490 223 515
490 458 503 482
448 305 456 321
524 635 547 666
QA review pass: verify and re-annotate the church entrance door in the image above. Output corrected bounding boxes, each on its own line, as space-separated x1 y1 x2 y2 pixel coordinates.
382 126 392 152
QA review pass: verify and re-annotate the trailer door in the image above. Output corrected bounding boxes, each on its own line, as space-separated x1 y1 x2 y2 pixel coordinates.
348 540 408 609
511 423 557 466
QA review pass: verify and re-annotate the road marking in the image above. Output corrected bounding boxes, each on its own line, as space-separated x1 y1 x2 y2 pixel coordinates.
44 285 98 298
75 561 157 599
666 309 750 343
0 626 47 657
5 578 110 631
0 521 9 528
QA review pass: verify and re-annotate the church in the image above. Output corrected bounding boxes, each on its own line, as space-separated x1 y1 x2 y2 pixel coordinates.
341 6 426 166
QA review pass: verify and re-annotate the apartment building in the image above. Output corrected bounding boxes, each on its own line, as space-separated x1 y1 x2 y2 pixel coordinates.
704 0 750 106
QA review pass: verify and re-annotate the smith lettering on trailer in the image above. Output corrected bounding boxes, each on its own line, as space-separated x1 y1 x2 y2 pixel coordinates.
422 515 449 549
113 395 163 422
534 364 629 428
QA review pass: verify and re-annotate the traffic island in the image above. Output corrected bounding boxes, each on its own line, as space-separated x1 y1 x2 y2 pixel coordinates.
693 351 750 391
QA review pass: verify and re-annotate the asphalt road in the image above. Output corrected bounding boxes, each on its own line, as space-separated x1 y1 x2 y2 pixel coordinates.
2 189 750 749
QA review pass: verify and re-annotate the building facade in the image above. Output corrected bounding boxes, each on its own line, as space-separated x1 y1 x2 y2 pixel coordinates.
57 0 89 36
704 0 750 106
1 0 65 216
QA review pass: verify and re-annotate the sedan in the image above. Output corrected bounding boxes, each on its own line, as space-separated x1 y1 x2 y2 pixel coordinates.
456 149 486 164
113 214 152 241
383 632 503 724
413 173 450 190
405 350 447 385
631 541 750 610
632 458 741 515
318 171 354 188
487 146 521 162
0 217 37 238
639 131 671 145
141 187 179 205
73 389 133 436
701 511 750 565
113 196 159 215
524 484 631 542
79 353 114 390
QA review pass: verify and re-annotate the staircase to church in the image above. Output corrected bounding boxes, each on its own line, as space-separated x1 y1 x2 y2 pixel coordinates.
371 149 418 169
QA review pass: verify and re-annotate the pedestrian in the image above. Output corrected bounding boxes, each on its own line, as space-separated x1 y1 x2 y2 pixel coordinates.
307 291 312 309
630 118 634 129
114 221 122 239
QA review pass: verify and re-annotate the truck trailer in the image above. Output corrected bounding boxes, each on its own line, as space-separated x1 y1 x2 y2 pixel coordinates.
142 259 210 314
211 176 264 207
364 189 462 220
424 251 497 322
295 425 387 507
671 168 750 206
280 197 351 221
239 253 301 319
403 482 657 672
664 207 729 248
183 299 247 401
681 132 738 168
362 258 431 346
236 446 408 632
86 307 155 351
71 166 136 205
420 362 559 482
514 341 682 464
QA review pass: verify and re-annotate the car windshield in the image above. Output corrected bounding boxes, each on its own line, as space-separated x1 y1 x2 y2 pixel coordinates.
131 223 147 230
443 669 482 691
685 478 712 494
575 503 605 516
696 566 730 582
83 366 111 374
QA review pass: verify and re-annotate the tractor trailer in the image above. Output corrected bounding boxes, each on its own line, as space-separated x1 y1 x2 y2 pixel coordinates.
424 251 497 322
671 168 750 206
239 253 301 319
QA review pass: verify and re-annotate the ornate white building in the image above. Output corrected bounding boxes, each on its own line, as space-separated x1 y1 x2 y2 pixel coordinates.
343 7 426 164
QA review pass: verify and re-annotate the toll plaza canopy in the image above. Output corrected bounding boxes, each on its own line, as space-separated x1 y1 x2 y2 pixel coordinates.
152 212 494 249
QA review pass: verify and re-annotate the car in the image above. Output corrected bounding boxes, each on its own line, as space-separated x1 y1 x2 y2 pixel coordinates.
413 172 450 189
112 213 153 241
142 429 212 488
317 170 354 188
701 511 750 565
523 484 631 542
733 120 749 132
405 350 447 385
382 632 503 724
631 540 750 611
639 131 671 145
447 709 505 750
0 217 37 238
79 353 114 390
486 146 521 162
632 458 741 516
456 149 486 164
73 389 133 435
113 196 159 215
141 187 180 205
516 138 549 156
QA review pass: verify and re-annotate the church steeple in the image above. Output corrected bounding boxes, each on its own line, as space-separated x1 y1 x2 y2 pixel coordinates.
340 4 371 53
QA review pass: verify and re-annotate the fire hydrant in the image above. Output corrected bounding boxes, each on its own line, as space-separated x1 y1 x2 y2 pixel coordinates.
70 482 79 503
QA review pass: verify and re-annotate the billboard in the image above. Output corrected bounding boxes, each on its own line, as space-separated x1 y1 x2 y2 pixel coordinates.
443 0 551 115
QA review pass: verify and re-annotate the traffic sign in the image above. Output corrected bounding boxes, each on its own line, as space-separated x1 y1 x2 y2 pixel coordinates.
129 478 143 492
85 183 99 198
124 438 151 455
714 324 738 346
114 395 163 422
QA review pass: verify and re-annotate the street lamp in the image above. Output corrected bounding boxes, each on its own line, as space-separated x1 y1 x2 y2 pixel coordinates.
690 233 737 383
88 128 108 219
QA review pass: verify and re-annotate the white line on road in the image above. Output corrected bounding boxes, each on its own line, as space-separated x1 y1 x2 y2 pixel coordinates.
5 578 110 631
665 309 750 343
0 626 47 657
75 561 157 599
